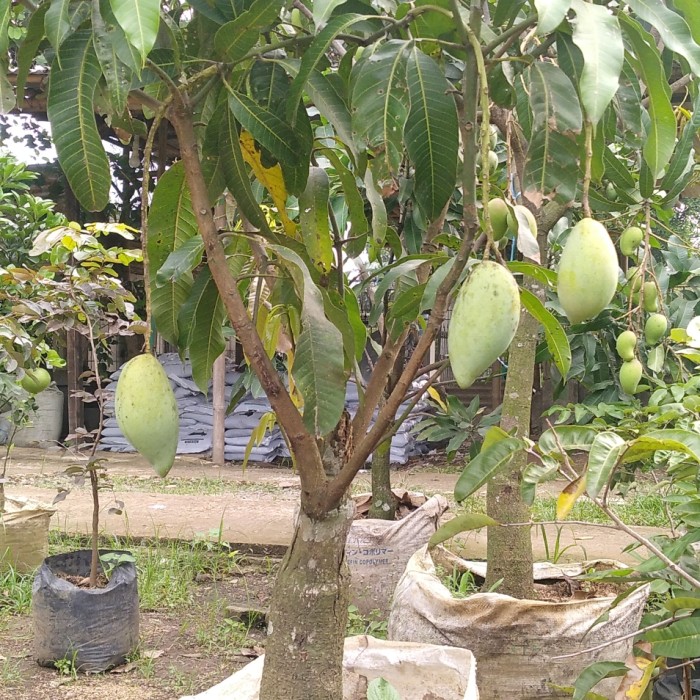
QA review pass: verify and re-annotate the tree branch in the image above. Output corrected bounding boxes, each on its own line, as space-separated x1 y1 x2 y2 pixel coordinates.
166 98 328 516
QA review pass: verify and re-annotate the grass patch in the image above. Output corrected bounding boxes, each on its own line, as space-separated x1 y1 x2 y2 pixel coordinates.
456 492 669 528
0 658 22 687
0 566 33 618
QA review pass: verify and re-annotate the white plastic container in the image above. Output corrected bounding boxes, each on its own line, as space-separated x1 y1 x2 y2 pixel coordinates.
14 385 64 447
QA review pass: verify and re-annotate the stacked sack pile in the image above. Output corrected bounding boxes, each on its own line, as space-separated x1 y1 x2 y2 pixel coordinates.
101 354 428 464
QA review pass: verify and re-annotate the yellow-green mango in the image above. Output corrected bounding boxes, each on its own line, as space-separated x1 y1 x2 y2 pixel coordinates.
488 198 509 241
642 282 658 312
557 218 618 324
447 261 520 389
615 331 637 361
645 313 667 345
619 358 643 395
115 354 179 478
619 226 643 257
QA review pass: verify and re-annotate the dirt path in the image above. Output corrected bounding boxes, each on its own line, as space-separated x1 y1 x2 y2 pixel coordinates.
5 447 668 563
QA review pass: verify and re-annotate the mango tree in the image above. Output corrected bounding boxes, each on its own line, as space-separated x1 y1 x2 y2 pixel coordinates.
8 0 700 697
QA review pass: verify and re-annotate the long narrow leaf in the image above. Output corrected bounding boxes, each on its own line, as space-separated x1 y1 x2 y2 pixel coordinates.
405 45 459 221
586 432 626 500
520 288 571 379
429 513 499 549
455 436 524 502
47 30 110 211
571 0 623 126
109 0 160 65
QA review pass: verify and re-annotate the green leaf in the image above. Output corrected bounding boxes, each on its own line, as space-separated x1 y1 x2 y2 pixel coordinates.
219 107 275 237
571 0 623 126
523 129 579 202
571 662 628 700
287 13 364 124
507 261 557 289
45 0 81 59
527 61 582 132
227 90 303 167
674 0 700 45
586 432 626 500
619 14 676 178
535 0 571 34
299 166 333 274
351 40 410 176
636 429 700 464
646 618 700 659
661 91 700 191
178 268 226 393
405 45 459 221
272 246 345 436
155 238 205 287
455 436 524 501
214 0 283 62
387 283 425 340
318 147 369 253
539 425 597 454
92 0 131 114
16 3 49 105
307 71 357 157
519 288 571 379
367 677 401 700
364 164 388 243
603 147 636 190
627 0 700 76
47 30 110 212
664 597 700 614
148 162 199 344
428 513 499 549
109 0 160 65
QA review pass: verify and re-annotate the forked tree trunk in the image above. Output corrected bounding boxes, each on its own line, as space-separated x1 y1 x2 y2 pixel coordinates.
259 498 355 700
485 304 539 599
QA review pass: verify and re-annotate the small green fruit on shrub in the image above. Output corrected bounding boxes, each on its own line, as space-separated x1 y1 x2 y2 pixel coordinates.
619 226 643 257
19 368 51 394
619 359 643 395
645 314 667 345
487 198 509 241
615 331 637 361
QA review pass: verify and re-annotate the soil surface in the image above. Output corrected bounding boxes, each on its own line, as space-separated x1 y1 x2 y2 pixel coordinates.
0 447 672 699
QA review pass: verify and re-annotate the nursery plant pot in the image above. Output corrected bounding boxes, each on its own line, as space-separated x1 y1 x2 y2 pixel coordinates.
388 546 649 700
180 634 479 700
0 496 55 572
347 493 448 616
33 549 139 673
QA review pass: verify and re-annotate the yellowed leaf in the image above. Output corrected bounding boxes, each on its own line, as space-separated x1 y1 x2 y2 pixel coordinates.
239 131 297 238
427 386 447 411
556 475 587 520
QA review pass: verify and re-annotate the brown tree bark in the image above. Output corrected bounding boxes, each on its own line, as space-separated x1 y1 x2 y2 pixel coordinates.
485 301 539 599
259 499 354 700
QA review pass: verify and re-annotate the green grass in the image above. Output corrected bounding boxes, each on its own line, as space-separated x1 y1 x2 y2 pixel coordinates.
46 532 246 612
456 492 669 528
0 566 33 618
0 658 22 687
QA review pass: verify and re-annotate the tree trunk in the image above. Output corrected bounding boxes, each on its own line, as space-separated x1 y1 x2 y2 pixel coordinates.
368 439 395 520
259 499 354 700
485 304 539 599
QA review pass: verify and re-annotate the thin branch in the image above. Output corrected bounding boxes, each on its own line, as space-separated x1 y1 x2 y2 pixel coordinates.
482 15 537 55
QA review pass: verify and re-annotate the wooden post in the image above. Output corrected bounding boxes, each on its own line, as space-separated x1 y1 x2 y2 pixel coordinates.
212 353 226 465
